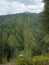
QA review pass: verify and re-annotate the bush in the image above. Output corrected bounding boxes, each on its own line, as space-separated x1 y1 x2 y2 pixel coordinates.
16 55 49 65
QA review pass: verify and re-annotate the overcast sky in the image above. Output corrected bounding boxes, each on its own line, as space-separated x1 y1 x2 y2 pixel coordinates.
0 0 44 15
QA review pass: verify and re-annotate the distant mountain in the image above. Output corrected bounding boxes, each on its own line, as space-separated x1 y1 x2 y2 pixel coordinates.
0 12 43 57
0 12 39 21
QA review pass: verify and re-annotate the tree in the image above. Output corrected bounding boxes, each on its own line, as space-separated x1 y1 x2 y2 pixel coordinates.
0 40 14 63
41 0 49 33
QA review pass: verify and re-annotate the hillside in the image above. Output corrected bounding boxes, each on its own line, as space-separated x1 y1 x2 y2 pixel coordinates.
0 12 47 63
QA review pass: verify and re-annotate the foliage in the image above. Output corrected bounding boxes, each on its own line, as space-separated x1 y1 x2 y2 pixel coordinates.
0 40 14 63
14 54 49 65
41 0 49 33
0 12 49 63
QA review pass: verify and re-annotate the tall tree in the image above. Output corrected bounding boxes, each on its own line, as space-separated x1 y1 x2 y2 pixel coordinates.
41 0 49 33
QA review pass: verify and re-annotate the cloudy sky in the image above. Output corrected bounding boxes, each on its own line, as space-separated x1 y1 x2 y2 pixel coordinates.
0 0 44 15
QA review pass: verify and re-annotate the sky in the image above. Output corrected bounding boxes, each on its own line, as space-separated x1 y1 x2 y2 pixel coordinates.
0 0 44 15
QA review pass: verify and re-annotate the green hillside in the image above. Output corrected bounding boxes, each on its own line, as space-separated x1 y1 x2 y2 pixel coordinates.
0 13 49 64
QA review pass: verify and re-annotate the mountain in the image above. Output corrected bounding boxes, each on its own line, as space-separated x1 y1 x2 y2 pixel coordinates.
0 12 42 58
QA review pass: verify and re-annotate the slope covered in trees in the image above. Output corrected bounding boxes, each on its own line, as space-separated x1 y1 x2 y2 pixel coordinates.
0 12 49 63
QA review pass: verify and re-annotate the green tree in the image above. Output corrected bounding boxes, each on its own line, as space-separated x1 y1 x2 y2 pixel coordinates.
41 0 49 33
0 40 14 63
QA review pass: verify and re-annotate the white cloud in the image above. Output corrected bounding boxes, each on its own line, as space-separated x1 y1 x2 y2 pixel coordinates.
0 0 44 15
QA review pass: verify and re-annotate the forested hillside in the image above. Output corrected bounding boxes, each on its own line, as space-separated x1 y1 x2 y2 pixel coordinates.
0 12 49 64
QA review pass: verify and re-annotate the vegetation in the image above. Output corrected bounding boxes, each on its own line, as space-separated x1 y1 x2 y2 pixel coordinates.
41 0 49 33
13 53 49 65
0 0 49 64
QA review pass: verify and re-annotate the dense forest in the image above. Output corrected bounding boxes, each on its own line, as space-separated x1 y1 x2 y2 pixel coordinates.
0 0 49 65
